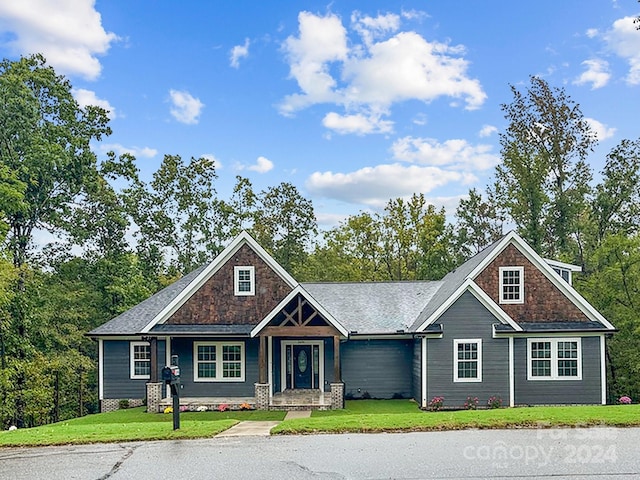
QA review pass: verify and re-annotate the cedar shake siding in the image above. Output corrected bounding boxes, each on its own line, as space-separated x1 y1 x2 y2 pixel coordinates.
474 244 588 323
166 244 292 325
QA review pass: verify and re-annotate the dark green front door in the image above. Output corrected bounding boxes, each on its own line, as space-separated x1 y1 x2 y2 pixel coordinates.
293 345 312 389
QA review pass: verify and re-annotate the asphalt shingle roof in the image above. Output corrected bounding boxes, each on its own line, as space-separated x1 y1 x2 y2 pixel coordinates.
301 281 443 334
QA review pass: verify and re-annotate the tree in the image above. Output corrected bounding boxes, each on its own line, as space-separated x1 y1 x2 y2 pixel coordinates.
494 76 595 259
252 183 317 276
454 188 503 259
0 54 111 268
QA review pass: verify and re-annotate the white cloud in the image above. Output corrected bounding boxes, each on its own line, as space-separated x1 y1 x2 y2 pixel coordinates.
279 11 485 131
478 124 498 138
604 15 640 85
585 117 616 141
573 59 611 89
100 143 158 158
390 136 499 170
236 156 273 173
322 111 393 135
585 28 599 39
230 38 250 68
168 89 204 124
306 163 476 208
0 0 118 80
73 88 116 119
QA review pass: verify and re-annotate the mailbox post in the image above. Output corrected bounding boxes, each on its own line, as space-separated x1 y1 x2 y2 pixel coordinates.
161 357 181 430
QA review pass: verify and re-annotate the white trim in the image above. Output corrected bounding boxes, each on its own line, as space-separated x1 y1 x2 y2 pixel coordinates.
193 341 245 382
268 336 273 399
251 285 349 338
280 340 324 392
140 231 298 334
526 337 582 381
453 339 482 383
421 337 427 408
98 339 104 400
508 337 514 407
499 266 525 304
544 258 582 272
600 335 607 405
165 336 172 398
234 266 255 296
415 280 523 332
130 341 151 379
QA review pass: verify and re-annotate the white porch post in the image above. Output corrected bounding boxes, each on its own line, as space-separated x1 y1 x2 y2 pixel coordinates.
509 336 514 407
421 337 427 409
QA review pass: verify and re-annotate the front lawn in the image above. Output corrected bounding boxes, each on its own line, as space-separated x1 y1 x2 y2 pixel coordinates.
0 407 285 447
271 400 640 434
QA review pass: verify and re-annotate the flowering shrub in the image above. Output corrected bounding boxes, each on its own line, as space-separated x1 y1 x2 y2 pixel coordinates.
428 396 444 411
464 396 479 410
239 402 253 410
179 405 188 412
196 405 208 412
487 396 502 409
218 403 229 412
163 406 173 414
619 396 632 404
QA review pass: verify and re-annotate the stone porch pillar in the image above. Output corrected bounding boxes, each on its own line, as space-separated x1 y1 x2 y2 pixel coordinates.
146 382 163 413
255 383 270 410
330 382 344 409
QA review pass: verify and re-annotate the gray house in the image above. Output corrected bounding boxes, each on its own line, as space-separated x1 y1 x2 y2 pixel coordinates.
89 231 616 412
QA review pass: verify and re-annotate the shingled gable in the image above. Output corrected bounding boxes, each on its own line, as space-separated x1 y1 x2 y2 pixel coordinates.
139 231 297 334
412 231 615 333
250 285 350 338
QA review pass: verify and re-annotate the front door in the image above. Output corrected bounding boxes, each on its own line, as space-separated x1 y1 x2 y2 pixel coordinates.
293 345 312 389
284 342 322 390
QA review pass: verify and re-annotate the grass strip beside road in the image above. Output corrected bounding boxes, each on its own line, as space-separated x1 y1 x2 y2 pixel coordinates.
271 401 640 435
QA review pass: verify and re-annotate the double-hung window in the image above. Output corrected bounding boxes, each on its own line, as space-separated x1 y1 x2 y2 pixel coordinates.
527 338 582 380
499 266 524 304
130 341 151 379
454 339 482 382
194 342 245 382
234 266 255 296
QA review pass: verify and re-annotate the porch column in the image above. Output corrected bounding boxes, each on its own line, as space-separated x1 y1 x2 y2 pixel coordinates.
333 335 341 382
259 334 267 384
149 337 158 382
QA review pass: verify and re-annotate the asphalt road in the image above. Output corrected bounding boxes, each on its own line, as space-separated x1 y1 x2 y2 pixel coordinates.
1 427 638 479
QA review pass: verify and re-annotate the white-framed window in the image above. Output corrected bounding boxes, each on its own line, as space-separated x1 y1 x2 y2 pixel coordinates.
454 339 482 382
194 342 245 382
527 338 582 380
234 266 255 296
130 341 151 379
499 266 524 304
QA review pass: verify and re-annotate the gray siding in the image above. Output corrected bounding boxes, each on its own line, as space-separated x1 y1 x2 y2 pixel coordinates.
103 340 166 399
426 291 510 408
514 336 602 405
170 337 258 397
341 339 413 399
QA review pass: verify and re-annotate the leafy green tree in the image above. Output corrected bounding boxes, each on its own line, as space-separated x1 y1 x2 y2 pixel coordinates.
495 76 595 259
454 188 504 259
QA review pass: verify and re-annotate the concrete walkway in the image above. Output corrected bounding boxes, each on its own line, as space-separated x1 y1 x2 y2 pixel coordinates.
214 410 312 437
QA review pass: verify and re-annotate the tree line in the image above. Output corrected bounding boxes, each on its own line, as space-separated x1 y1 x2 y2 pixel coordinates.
1 55 639 428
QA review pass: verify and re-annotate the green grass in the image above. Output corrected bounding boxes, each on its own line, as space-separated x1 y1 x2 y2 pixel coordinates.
272 400 640 435
0 407 285 447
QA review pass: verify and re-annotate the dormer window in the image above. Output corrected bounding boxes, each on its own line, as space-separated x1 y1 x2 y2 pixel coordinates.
234 266 255 296
545 259 581 285
499 266 524 304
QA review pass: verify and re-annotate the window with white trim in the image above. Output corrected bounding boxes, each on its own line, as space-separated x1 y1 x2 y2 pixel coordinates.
130 341 150 379
499 266 524 304
234 266 255 296
527 338 582 380
454 339 482 382
194 342 245 382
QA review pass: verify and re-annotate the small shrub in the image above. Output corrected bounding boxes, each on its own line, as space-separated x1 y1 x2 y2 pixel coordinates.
464 396 478 410
118 399 130 410
487 396 502 409
218 403 229 412
361 391 372 399
619 395 632 404
239 402 253 410
392 392 405 400
163 406 173 414
196 405 208 412
428 396 444 411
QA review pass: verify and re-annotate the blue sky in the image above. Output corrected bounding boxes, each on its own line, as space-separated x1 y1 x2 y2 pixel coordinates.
1 1 639 229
